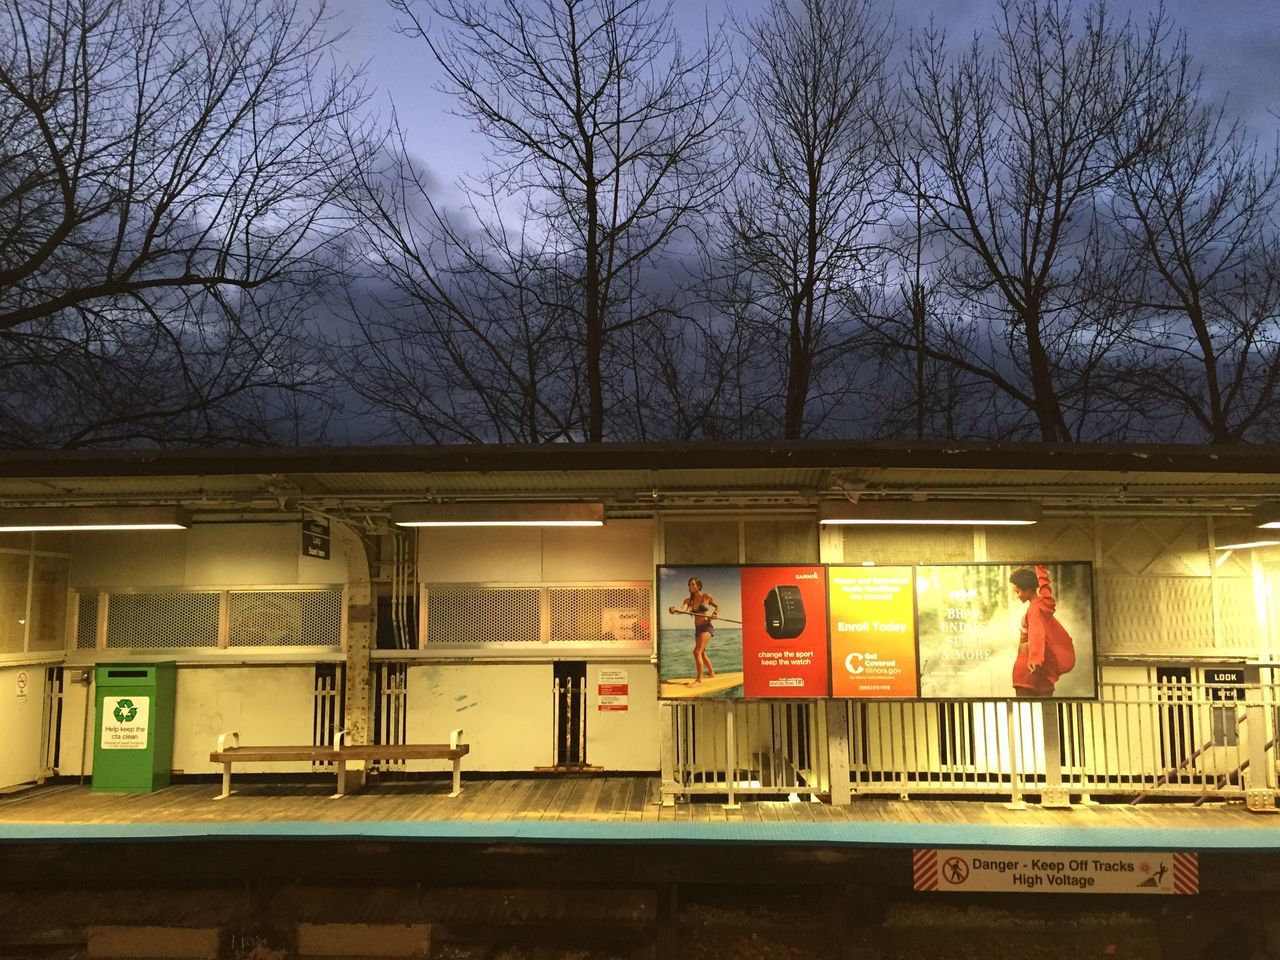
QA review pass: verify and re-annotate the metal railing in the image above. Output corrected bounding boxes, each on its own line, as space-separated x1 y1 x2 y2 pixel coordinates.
661 672 1280 809
663 701 831 804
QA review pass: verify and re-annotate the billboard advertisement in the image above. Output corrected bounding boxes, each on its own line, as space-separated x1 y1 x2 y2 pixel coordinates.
657 561 1096 701
828 566 919 698
658 565 830 699
915 562 1096 699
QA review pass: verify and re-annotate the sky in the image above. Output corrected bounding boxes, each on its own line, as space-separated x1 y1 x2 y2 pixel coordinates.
329 0 1280 194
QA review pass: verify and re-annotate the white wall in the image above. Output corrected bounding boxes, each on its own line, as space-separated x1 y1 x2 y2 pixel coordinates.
69 522 348 589
420 519 654 582
404 663 553 771
171 666 319 773
0 663 47 789
586 661 659 770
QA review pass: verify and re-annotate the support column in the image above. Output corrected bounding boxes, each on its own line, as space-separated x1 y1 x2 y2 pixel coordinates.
338 522 373 791
826 700 852 805
1243 665 1276 811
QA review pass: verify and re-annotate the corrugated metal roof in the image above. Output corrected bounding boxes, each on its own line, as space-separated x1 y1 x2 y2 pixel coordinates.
0 441 1273 510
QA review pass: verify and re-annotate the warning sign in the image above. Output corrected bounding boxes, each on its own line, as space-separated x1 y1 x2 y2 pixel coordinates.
914 849 1198 895
100 695 150 750
598 668 629 712
15 670 28 704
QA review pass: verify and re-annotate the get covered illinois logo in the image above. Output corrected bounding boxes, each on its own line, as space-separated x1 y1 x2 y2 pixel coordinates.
827 566 920 698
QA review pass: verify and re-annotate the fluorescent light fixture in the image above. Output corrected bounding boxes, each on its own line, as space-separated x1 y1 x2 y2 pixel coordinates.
819 500 1040 526
1216 522 1280 550
1253 503 1280 530
391 501 605 527
1216 539 1280 550
0 505 190 532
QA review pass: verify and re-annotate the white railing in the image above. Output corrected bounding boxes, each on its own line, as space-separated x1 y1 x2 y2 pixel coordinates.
662 701 831 804
661 672 1279 809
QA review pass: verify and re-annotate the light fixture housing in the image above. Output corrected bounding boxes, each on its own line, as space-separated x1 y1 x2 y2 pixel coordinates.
1253 503 1280 530
1215 520 1280 550
818 500 1040 526
391 501 605 527
0 505 190 532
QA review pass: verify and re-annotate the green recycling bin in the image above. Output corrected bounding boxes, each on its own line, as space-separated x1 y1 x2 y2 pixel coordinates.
92 662 177 793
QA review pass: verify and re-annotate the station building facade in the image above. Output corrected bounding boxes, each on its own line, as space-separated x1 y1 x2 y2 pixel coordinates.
1 440 1277 811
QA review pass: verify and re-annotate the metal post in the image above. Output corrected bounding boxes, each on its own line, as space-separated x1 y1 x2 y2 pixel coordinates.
1004 700 1027 810
1243 665 1276 811
724 704 740 810
826 700 852 805
1040 703 1070 808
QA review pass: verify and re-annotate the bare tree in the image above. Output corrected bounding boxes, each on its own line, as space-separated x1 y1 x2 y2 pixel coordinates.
0 0 361 445
334 140 582 443
366 0 729 442
893 0 1189 441
1107 96 1280 443
723 0 894 439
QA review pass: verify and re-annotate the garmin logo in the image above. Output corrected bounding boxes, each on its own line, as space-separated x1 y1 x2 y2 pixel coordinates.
794 572 820 580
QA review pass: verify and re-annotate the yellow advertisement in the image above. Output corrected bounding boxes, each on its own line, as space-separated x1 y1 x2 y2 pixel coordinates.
827 566 919 698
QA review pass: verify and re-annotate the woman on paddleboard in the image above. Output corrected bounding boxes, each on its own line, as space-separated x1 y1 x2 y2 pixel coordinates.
669 576 718 685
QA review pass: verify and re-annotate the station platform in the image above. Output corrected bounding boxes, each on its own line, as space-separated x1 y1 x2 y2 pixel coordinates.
0 775 1275 851
3 777 1280 958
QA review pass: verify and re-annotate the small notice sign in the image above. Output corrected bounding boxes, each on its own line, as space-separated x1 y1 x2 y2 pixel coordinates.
914 849 1198 895
15 670 28 704
1207 668 1245 702
100 695 150 750
302 517 331 560
598 668 629 712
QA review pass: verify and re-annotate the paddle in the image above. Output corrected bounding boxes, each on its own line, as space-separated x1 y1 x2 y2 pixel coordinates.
666 608 743 625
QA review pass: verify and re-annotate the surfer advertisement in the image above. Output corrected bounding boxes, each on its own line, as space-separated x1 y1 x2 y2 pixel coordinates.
658 565 745 699
657 565 830 699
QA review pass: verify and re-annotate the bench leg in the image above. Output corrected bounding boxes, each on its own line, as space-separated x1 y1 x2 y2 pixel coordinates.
450 757 462 798
333 760 346 799
216 763 232 800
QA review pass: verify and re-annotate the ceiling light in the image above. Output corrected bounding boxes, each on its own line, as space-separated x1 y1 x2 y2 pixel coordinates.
391 502 605 527
1253 503 1280 530
0 506 190 532
819 500 1040 526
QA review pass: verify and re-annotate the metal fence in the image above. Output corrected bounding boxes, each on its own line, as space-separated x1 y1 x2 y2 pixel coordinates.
661 671 1280 809
663 700 831 804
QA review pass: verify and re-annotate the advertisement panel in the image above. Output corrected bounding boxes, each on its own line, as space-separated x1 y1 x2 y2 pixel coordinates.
657 565 830 699
739 566 830 698
915 562 1096 699
828 566 919 698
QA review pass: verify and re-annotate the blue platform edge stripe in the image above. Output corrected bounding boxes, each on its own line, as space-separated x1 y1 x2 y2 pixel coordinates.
1 819 1277 850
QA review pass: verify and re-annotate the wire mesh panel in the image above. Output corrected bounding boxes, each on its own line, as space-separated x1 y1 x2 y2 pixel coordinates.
76 593 98 650
105 592 219 648
424 586 541 644
228 590 343 647
548 586 651 643
0 553 28 655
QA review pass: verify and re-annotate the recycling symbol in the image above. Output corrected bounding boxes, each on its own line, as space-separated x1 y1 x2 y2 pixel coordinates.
113 699 138 723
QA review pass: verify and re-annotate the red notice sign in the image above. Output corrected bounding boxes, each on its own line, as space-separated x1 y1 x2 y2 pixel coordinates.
598 669 629 712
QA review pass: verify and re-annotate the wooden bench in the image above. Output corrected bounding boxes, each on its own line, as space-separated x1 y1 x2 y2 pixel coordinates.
209 729 469 799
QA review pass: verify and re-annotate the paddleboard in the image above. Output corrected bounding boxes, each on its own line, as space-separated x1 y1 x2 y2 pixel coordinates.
660 671 744 699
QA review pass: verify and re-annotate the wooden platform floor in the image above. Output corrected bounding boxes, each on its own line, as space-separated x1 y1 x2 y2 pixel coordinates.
0 776 1270 835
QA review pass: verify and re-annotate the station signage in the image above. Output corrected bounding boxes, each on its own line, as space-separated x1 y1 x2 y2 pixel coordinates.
913 849 1198 895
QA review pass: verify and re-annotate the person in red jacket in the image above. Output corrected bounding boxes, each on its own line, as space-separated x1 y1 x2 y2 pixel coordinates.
1009 565 1076 698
